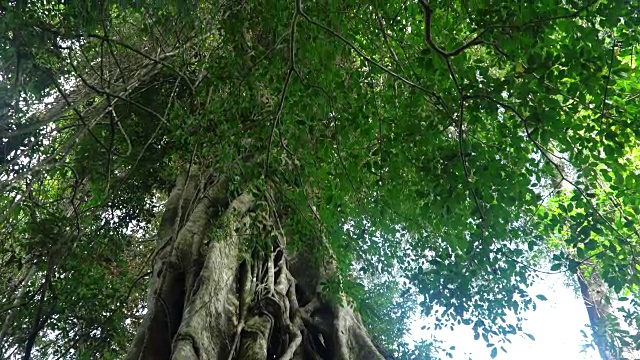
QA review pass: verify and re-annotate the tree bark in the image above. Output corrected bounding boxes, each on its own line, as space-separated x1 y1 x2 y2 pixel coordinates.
0 264 36 357
577 270 614 360
126 170 386 360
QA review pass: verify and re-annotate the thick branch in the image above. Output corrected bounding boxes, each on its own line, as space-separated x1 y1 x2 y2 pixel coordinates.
418 0 486 58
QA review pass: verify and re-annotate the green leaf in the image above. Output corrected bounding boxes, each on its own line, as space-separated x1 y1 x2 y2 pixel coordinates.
585 239 598 252
535 294 548 301
624 219 635 229
567 260 581 274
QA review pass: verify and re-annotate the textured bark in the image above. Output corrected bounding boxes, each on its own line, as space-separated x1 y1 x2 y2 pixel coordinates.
577 270 613 360
126 171 386 360
0 265 36 356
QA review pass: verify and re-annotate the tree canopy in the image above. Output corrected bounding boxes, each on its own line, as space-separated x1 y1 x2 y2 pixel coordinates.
1 0 639 359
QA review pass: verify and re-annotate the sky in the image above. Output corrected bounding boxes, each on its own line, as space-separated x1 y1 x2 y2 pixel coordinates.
410 272 601 360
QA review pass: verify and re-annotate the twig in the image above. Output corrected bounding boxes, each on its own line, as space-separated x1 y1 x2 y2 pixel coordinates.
599 40 616 139
23 257 56 360
37 25 195 91
264 0 301 176
456 97 485 234
375 12 404 72
60 164 81 236
96 79 180 209
45 69 111 154
498 248 565 275
418 2 486 238
67 52 169 126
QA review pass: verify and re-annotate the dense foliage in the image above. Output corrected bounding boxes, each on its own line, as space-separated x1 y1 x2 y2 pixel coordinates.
1 0 639 359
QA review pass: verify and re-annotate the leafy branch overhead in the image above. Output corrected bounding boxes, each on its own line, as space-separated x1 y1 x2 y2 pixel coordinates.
0 1 639 359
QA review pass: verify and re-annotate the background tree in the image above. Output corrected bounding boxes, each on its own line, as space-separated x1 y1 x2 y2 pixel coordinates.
1 0 639 359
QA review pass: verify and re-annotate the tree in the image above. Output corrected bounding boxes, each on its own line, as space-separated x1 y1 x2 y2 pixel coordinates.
1 1 640 359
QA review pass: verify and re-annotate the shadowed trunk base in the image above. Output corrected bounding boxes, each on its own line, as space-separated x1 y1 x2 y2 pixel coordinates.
125 171 386 360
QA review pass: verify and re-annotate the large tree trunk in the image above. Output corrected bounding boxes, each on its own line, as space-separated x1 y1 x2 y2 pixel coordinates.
577 269 614 360
125 170 386 360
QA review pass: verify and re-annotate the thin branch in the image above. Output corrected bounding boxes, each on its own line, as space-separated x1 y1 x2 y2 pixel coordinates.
0 34 183 190
23 258 56 360
607 194 640 242
375 11 404 72
456 97 485 233
60 164 81 236
264 0 301 176
44 69 111 154
469 94 628 243
36 26 195 91
599 40 616 139
67 52 169 126
291 67 358 194
101 16 126 85
299 7 440 101
498 248 565 275
0 271 42 317
94 79 180 210
523 181 563 229
418 3 486 239
490 0 600 28
239 32 288 88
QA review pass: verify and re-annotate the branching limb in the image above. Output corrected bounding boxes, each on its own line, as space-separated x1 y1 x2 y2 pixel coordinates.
468 94 628 243
299 4 440 101
418 4 486 241
420 0 599 59
418 0 487 58
36 25 195 91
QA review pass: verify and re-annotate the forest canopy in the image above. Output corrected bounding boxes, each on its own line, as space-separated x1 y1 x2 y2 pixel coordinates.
1 0 639 359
